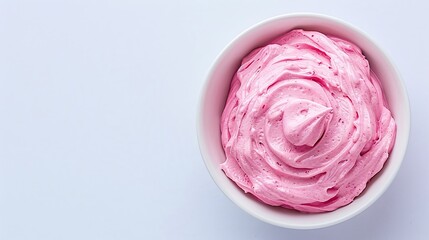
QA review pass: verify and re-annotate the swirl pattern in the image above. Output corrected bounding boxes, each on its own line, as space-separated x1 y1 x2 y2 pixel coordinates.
220 29 396 212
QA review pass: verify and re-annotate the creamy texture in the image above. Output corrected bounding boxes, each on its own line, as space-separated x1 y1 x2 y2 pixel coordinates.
220 29 396 213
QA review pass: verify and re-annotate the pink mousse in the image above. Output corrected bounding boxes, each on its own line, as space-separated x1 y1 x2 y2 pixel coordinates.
220 29 396 213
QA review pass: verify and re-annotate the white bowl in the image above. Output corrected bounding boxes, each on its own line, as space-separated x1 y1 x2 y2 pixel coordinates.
197 13 410 229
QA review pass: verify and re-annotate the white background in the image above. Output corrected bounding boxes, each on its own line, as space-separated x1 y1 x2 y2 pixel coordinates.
0 1 427 239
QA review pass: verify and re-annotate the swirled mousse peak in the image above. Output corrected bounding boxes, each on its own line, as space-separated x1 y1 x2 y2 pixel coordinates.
220 29 396 213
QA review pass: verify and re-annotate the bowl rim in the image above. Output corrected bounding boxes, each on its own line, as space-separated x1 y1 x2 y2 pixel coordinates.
196 12 411 229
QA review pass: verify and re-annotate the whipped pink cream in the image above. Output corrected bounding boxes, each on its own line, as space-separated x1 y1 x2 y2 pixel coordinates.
220 29 396 213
